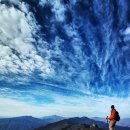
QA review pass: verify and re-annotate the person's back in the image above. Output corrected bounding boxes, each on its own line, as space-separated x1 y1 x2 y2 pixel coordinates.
107 105 117 130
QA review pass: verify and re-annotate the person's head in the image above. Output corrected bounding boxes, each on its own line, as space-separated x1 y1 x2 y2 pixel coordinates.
111 105 115 109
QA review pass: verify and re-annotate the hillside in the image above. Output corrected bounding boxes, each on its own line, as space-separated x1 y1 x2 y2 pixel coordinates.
0 116 48 130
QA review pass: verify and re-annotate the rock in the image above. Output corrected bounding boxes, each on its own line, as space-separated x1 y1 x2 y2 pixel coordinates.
90 124 98 128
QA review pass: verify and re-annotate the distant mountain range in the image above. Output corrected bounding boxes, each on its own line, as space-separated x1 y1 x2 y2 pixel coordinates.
0 115 65 130
92 117 130 127
41 115 65 123
0 116 130 130
117 118 130 127
0 116 48 130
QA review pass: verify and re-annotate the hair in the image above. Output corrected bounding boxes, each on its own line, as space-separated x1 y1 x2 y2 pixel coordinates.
111 105 115 108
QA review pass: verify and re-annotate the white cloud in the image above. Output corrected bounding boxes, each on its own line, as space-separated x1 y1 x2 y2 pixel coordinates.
39 0 48 5
123 27 130 41
51 0 66 21
0 91 129 118
0 3 54 77
40 0 66 21
124 27 130 35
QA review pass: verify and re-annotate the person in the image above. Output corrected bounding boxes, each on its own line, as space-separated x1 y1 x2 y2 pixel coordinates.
106 105 117 130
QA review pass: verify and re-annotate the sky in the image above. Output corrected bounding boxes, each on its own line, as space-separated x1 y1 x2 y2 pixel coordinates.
0 0 130 118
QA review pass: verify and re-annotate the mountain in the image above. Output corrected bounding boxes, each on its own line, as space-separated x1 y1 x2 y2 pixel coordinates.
117 118 130 127
91 117 106 123
0 116 48 130
92 117 130 127
0 116 129 130
41 115 65 123
34 117 130 130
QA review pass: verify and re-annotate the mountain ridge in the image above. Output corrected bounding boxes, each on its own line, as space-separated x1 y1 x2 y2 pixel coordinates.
0 116 48 130
34 116 130 130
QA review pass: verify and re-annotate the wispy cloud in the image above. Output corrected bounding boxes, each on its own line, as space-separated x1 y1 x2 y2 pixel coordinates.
0 0 130 118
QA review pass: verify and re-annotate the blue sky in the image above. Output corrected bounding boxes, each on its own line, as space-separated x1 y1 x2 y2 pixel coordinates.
0 0 130 118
